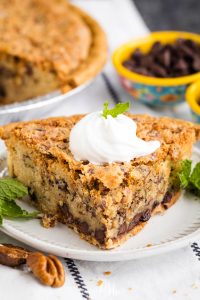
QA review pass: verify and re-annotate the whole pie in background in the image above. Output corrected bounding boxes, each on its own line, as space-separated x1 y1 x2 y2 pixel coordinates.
0 0 107 105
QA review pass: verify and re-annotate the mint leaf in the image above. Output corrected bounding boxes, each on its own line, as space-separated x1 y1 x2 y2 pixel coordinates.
0 198 39 224
0 178 28 201
0 177 38 224
0 198 38 218
190 162 200 190
0 199 39 224
0 198 24 217
178 160 200 197
178 160 192 188
102 101 130 119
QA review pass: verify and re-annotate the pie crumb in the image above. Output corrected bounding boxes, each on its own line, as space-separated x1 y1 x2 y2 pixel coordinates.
172 289 177 294
104 271 111 276
128 288 133 291
146 243 153 247
97 280 103 286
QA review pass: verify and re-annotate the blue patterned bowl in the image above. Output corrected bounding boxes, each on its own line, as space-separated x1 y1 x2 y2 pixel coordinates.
113 31 200 107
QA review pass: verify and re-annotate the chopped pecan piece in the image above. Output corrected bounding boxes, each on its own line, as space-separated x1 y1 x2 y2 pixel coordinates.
27 252 65 287
0 244 29 267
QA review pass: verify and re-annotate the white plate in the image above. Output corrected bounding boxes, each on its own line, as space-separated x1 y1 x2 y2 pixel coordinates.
0 147 200 261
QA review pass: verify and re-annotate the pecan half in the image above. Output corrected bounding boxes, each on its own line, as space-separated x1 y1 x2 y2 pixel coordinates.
0 244 29 267
49 255 65 287
27 252 65 287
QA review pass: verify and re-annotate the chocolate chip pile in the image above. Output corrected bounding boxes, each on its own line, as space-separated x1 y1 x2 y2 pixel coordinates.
123 39 200 78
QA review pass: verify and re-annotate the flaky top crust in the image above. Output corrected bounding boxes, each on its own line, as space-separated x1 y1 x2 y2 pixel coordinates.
0 0 107 89
1 114 200 189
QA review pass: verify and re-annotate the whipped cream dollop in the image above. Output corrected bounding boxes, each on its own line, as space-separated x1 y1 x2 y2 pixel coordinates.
69 111 160 164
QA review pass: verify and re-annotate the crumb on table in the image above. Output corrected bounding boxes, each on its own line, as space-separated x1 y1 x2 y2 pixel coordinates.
104 271 111 276
146 243 153 247
97 280 103 286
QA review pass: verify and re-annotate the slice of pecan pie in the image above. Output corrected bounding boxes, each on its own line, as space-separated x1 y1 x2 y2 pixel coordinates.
0 0 107 104
0 114 200 249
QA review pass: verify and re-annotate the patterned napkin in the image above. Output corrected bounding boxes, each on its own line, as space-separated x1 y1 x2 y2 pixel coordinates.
1 1 200 299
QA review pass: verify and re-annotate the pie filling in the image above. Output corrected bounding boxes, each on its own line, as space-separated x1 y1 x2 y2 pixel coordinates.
57 189 179 246
0 53 59 104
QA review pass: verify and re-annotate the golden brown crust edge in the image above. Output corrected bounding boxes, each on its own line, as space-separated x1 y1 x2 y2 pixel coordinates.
128 113 200 142
1 114 200 144
62 4 108 92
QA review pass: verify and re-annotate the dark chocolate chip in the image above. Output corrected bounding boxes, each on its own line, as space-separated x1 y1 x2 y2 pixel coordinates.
26 63 33 76
174 58 188 72
74 169 82 180
35 128 45 132
140 209 151 222
55 179 69 192
123 60 137 72
118 222 127 235
28 187 37 202
128 213 142 232
59 203 73 224
95 228 105 244
157 47 171 68
149 63 167 77
152 201 159 210
62 138 68 143
92 179 100 190
131 48 142 62
101 187 110 196
78 222 89 235
45 153 55 159
162 191 173 204
193 55 200 71
14 56 20 63
150 41 162 55
131 66 152 76
0 86 6 98
0 66 16 78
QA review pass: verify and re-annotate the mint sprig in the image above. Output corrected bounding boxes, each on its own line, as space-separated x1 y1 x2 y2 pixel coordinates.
0 178 39 224
190 162 200 190
0 178 28 201
178 160 200 196
178 160 192 188
102 101 130 119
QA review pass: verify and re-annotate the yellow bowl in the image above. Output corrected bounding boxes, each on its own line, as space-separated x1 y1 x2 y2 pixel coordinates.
186 81 200 123
113 31 200 106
